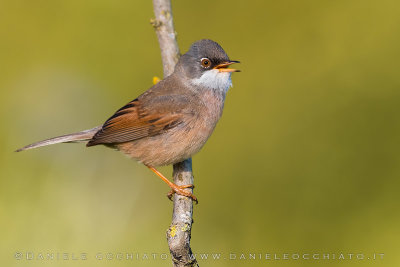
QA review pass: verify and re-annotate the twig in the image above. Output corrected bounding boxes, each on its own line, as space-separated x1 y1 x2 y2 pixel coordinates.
151 0 180 77
152 1 198 266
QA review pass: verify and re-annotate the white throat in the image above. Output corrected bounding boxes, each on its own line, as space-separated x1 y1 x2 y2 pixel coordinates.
190 69 232 92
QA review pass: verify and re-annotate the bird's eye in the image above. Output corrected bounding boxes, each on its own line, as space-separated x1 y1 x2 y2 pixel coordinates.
201 58 211 68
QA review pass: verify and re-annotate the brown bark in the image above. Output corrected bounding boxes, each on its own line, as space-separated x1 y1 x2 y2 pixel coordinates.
151 1 198 266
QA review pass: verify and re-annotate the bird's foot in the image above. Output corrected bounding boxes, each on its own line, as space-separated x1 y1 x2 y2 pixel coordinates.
167 184 198 204
146 166 198 204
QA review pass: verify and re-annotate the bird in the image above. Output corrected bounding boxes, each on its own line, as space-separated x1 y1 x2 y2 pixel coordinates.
16 39 240 202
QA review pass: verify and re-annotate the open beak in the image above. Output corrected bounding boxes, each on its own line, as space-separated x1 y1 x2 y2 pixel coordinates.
214 60 240 73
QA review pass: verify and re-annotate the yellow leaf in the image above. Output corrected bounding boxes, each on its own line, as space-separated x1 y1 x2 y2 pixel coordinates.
153 76 161 85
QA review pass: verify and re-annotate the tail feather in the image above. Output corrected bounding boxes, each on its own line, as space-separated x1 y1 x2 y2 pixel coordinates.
16 126 102 152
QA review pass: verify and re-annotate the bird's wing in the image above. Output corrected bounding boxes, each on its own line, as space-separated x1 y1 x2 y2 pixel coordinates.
87 94 193 146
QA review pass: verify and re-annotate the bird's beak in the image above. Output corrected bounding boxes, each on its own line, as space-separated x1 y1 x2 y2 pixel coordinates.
214 60 240 73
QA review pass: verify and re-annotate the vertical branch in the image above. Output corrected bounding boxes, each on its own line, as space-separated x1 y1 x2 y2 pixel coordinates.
151 0 180 77
152 1 198 266
168 159 197 266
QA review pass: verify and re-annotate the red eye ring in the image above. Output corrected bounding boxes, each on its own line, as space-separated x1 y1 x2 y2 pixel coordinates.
201 58 211 68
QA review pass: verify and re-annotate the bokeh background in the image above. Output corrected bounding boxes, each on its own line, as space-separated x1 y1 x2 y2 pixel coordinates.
1 0 400 266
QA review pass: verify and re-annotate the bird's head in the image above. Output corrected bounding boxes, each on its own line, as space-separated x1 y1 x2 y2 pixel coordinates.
176 39 240 92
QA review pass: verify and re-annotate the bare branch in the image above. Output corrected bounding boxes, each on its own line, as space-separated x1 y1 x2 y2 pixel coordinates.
152 0 180 77
152 1 198 266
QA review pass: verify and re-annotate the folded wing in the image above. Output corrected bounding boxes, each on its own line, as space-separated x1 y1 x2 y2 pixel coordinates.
87 94 191 146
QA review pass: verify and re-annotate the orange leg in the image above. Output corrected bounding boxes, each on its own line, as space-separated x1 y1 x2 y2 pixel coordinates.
146 166 198 203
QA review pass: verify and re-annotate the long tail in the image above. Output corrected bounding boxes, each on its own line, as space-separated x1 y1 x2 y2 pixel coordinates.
16 126 102 152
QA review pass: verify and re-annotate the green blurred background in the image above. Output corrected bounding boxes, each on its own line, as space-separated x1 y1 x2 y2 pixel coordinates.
1 0 400 266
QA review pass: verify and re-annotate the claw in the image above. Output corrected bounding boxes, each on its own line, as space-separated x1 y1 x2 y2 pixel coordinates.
167 184 198 204
146 166 198 204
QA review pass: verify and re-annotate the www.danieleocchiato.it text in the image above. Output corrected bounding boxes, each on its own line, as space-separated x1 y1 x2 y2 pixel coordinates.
14 251 385 261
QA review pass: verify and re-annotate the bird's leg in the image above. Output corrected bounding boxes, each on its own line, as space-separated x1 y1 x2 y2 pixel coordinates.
167 185 195 202
146 166 198 203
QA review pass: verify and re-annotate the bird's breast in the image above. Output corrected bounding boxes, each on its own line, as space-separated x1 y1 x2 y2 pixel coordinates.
182 89 226 150
116 89 226 166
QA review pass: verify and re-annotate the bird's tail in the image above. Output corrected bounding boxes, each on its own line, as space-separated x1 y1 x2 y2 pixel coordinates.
15 126 102 152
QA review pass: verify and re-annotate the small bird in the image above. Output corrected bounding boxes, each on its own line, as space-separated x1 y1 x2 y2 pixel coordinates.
16 39 240 202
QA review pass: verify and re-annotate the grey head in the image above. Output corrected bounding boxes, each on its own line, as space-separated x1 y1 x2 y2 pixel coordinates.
175 39 240 92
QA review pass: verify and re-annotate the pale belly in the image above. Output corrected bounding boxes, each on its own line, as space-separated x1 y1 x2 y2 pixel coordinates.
115 119 214 166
